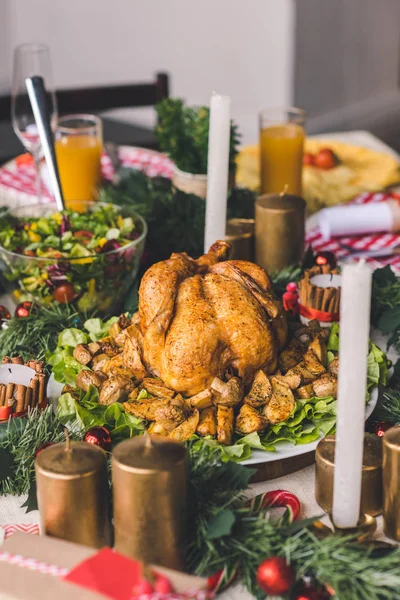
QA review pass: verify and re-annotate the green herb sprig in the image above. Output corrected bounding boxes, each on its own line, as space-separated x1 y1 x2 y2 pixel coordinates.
371 265 400 352
0 303 96 363
0 406 82 497
155 98 240 174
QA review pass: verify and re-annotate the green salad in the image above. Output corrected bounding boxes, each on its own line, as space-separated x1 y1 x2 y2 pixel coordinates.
49 320 389 462
0 204 146 313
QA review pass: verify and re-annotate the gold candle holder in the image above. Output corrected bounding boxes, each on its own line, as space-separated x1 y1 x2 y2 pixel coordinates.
35 440 112 548
315 434 383 517
255 193 305 272
112 435 187 570
383 426 400 541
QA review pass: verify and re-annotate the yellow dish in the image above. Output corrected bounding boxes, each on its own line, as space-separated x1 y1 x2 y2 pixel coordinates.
236 139 400 213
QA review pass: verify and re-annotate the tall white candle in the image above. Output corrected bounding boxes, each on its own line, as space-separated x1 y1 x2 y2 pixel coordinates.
332 261 372 528
204 92 231 252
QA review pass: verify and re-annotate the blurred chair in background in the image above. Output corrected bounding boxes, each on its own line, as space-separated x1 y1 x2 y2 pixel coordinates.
0 71 169 165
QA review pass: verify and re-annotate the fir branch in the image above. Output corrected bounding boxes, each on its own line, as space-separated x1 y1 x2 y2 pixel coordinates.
186 442 400 600
0 406 82 496
0 303 95 363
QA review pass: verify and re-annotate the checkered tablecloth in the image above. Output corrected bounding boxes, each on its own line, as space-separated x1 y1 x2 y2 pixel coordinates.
306 191 400 271
0 146 174 207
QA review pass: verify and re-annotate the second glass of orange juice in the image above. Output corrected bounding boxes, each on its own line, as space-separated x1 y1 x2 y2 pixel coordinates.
56 114 103 211
259 107 306 196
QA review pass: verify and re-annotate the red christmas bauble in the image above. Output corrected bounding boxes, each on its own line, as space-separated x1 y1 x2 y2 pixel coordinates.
84 426 112 452
374 421 392 437
15 301 34 318
0 305 11 325
257 557 295 596
35 441 55 457
315 251 336 269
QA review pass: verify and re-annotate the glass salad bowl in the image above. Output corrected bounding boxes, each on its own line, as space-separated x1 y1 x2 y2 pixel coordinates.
0 202 147 314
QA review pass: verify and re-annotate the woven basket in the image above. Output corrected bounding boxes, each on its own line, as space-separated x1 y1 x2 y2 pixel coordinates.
172 166 236 199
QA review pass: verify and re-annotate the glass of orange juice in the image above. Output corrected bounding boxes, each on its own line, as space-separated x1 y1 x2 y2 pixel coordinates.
259 107 306 195
56 114 103 210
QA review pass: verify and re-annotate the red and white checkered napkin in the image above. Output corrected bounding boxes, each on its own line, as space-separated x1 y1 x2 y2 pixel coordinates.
306 191 400 272
0 147 174 202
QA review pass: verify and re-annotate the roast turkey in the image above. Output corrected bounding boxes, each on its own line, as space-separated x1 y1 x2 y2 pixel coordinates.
138 241 287 396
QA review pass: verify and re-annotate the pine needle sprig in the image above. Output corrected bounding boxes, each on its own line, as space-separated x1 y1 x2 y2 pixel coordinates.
0 406 83 496
185 442 400 600
0 303 95 363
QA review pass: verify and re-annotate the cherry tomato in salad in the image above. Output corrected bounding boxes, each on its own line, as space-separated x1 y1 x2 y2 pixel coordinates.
75 230 94 245
53 283 75 304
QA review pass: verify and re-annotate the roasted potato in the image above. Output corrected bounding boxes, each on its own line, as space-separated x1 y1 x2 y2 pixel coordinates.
91 353 110 373
296 384 314 399
217 405 234 445
188 388 213 409
278 338 306 373
196 407 217 437
244 370 272 407
308 335 327 367
236 404 268 434
312 373 337 398
169 410 199 442
154 396 189 427
211 377 243 407
329 357 339 376
148 421 169 436
123 398 168 420
75 369 105 392
303 349 326 377
273 372 301 390
142 377 175 399
263 377 295 424
73 344 92 366
109 321 122 340
87 341 102 356
99 375 135 405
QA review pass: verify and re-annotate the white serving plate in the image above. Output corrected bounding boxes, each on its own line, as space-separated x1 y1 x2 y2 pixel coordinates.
47 375 378 466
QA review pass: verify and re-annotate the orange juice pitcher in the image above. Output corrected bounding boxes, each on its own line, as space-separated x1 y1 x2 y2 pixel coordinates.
259 108 306 195
56 114 103 210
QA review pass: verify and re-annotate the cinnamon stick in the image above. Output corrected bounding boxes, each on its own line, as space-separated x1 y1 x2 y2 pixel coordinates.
2 356 10 364
0 384 5 407
30 375 40 407
36 361 44 373
15 384 26 412
38 373 46 405
24 387 32 410
5 383 15 406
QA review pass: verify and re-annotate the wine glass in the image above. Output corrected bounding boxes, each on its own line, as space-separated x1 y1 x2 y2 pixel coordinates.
11 43 58 201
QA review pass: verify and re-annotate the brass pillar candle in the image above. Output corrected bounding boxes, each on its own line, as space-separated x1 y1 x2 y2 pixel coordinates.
225 218 255 261
383 426 400 540
112 435 187 570
255 193 305 272
315 434 383 517
35 440 112 548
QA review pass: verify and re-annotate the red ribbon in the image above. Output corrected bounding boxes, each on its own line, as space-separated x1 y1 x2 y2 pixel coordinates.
299 304 339 323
